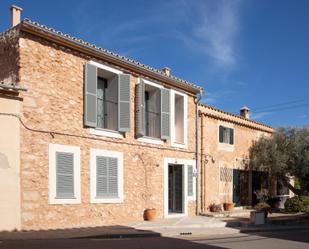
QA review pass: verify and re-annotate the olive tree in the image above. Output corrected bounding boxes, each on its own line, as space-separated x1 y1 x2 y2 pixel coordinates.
249 126 309 196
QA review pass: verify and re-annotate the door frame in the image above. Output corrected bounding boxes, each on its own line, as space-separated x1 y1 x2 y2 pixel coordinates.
163 157 196 218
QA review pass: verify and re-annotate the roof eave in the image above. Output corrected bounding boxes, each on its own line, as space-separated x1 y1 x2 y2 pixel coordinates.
20 21 203 95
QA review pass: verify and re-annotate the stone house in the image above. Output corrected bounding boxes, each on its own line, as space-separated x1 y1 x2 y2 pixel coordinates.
0 6 202 231
0 6 281 231
198 104 278 212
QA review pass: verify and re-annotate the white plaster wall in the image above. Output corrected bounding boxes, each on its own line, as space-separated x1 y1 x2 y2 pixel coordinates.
0 96 21 230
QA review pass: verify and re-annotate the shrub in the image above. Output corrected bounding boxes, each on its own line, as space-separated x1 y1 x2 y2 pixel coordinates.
255 189 269 203
254 202 270 212
267 197 281 208
284 196 309 212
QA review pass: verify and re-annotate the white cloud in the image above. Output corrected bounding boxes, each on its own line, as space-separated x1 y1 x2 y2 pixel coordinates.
251 112 270 120
179 0 242 69
71 0 243 69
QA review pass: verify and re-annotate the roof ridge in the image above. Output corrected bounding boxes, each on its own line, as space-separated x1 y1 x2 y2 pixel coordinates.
21 18 203 91
199 102 273 130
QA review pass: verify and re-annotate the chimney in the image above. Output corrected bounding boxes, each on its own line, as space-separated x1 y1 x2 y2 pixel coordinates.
162 67 171 77
10 5 23 27
240 106 250 119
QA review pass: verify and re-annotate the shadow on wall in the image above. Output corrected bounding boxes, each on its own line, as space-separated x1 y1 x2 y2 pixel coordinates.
0 225 225 249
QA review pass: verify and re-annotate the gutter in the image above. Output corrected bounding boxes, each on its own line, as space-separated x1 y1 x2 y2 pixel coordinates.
0 83 27 92
195 91 202 215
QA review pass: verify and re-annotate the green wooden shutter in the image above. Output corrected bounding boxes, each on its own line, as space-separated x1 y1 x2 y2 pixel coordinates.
219 125 224 143
56 152 74 198
136 79 145 137
118 74 131 132
84 63 97 127
229 128 234 145
160 88 170 140
96 156 118 197
187 165 193 196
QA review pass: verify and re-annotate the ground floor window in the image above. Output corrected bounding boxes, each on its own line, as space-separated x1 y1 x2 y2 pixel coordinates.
90 149 123 203
48 144 81 204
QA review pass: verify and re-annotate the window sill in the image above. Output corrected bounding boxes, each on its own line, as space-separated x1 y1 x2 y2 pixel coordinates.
171 141 187 149
90 128 124 139
218 143 234 152
187 195 196 201
90 196 123 204
49 197 81 205
137 136 164 145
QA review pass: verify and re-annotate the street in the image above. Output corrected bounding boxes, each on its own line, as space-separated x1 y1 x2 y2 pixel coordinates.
0 229 308 249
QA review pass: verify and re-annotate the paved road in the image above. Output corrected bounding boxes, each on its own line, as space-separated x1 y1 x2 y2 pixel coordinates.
0 229 308 249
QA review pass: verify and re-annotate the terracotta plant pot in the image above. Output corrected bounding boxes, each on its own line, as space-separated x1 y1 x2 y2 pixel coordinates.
223 203 234 211
144 208 156 221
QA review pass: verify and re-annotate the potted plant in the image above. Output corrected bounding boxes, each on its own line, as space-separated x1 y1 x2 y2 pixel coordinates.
209 203 222 212
254 202 270 219
223 202 235 211
144 208 156 221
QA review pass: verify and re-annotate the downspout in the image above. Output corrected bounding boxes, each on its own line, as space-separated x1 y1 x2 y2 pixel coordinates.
195 91 202 215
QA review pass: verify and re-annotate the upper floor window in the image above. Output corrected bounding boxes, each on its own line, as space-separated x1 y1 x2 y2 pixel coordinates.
144 84 161 138
171 90 188 148
174 93 185 144
136 79 170 140
219 125 234 145
84 61 131 133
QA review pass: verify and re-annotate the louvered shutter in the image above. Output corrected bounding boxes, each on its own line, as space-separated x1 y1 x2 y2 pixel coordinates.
160 88 170 140
96 156 118 197
187 165 193 196
136 80 145 137
229 128 234 145
219 125 224 143
118 74 131 132
96 156 108 197
84 63 97 127
56 152 74 198
108 157 118 196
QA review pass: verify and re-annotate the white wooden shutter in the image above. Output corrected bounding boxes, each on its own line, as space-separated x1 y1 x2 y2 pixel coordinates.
118 74 131 132
187 165 193 196
56 152 74 198
160 88 170 139
84 63 97 127
136 79 145 137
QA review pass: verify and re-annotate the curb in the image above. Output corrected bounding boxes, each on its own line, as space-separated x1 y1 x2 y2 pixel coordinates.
239 225 309 234
74 231 161 240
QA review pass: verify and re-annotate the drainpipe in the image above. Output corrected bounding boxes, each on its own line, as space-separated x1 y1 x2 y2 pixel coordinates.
195 91 202 216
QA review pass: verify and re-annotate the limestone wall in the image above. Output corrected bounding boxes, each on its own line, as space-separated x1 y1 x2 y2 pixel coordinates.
18 32 197 230
199 105 273 211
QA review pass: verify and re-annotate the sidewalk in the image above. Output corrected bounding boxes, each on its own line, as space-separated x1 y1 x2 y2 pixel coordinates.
0 214 308 240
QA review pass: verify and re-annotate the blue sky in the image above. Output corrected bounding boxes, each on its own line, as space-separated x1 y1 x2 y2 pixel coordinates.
1 0 308 127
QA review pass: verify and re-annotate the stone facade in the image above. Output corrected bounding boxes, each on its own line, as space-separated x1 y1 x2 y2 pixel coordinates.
198 104 274 212
17 31 197 230
0 19 277 231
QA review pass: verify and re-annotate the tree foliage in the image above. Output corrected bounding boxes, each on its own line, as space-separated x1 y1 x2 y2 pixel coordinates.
249 126 309 196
